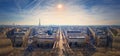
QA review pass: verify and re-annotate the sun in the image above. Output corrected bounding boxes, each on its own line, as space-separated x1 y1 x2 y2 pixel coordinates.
57 4 63 9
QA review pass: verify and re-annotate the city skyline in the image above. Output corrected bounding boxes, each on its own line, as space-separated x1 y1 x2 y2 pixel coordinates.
0 0 120 25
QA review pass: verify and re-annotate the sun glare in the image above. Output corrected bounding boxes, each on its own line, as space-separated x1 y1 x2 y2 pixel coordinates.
57 4 63 9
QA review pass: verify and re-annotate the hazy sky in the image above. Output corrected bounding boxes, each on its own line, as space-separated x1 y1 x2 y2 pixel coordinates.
0 0 120 25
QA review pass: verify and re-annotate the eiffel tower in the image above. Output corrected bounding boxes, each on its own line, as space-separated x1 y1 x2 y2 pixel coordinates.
39 18 41 26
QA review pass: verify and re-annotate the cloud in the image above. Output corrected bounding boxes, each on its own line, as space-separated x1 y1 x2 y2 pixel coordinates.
0 0 120 25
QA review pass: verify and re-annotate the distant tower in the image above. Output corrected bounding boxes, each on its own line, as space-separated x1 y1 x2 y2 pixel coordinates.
39 18 41 26
13 23 15 26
